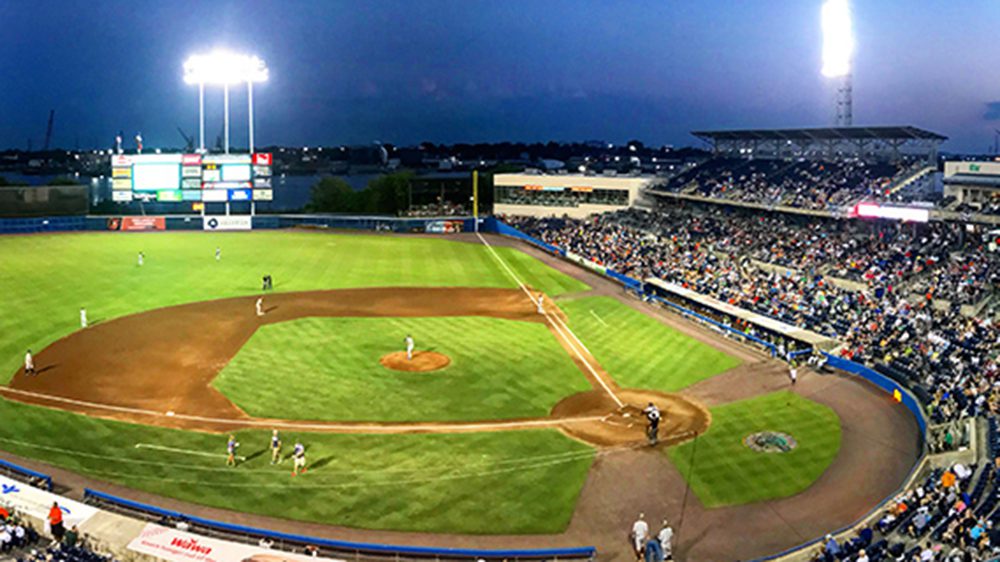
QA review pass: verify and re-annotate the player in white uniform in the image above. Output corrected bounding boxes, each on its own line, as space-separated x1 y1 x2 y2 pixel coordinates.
631 513 649 559
657 520 674 560
291 441 306 476
137 251 144 266
270 429 282 464
24 350 35 376
256 297 264 317
79 307 87 328
404 334 414 360
536 294 545 315
789 362 798 386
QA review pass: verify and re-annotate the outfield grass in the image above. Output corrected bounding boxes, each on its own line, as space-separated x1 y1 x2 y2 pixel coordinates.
667 391 841 507
0 231 588 384
0 397 594 534
214 316 591 422
558 296 740 391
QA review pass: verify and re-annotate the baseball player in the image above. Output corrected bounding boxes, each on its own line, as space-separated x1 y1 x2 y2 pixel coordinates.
536 294 545 315
643 402 661 446
291 440 306 476
630 513 649 560
24 350 35 376
270 429 282 464
789 362 798 386
215 247 221 261
404 334 414 360
226 435 239 467
256 297 264 317
79 307 87 328
137 251 144 266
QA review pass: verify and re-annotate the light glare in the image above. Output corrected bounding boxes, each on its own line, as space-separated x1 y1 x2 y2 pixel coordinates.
183 50 269 85
821 0 853 78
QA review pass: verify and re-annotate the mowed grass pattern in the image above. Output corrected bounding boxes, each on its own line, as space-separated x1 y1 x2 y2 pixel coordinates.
667 391 841 507
0 231 589 384
214 316 592 421
558 297 740 391
0 397 594 534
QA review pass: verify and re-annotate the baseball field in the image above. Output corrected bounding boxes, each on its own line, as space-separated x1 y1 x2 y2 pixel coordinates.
0 229 918 558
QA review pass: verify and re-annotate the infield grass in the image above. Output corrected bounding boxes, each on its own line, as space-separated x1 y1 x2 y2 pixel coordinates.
214 316 592 421
0 397 594 534
667 391 841 507
558 296 740 391
0 231 588 384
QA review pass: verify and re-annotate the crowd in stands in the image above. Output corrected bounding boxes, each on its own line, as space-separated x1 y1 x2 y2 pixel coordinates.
505 204 999 425
656 158 907 210
404 201 469 217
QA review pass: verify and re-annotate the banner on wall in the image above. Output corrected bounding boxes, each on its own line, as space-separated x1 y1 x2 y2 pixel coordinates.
121 216 166 231
0 475 98 529
127 524 345 562
203 216 251 231
425 220 463 234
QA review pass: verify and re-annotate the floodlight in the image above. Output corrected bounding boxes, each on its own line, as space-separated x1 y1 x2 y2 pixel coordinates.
183 50 268 85
821 0 853 78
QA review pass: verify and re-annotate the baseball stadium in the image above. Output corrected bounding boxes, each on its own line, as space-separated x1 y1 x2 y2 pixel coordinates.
3 2 1000 562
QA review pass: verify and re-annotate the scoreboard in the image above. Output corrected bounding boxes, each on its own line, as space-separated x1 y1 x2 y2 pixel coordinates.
110 153 273 203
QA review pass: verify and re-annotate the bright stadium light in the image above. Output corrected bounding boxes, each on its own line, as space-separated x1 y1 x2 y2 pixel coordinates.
821 0 853 78
183 50 268 154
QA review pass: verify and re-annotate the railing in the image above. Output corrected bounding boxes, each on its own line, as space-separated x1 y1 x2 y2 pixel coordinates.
0 457 53 491
84 489 596 561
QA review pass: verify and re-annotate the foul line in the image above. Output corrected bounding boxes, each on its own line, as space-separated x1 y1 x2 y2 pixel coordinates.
475 232 624 408
589 309 609 327
0 386 602 432
135 443 247 461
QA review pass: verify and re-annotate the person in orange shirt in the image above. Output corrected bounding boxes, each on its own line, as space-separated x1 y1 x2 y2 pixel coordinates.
48 502 65 541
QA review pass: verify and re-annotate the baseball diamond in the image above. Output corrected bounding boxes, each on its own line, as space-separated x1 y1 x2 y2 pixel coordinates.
0 229 920 560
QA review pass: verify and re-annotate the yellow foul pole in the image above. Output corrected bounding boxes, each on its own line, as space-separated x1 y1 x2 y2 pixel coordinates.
472 170 479 232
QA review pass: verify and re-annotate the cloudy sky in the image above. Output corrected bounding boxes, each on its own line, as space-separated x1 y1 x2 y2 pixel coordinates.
1 0 998 152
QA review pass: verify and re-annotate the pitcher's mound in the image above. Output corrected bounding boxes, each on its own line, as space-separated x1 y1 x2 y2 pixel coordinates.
380 351 451 373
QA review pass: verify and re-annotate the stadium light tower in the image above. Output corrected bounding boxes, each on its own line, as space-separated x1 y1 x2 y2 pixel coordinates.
822 0 854 127
183 50 269 153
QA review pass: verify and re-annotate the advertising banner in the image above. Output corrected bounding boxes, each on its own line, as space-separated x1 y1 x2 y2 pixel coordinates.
0 475 99 529
425 220 463 234
112 178 133 190
203 216 252 231
111 191 133 202
252 153 272 166
227 188 252 202
252 189 273 201
127 524 344 562
157 190 183 202
112 167 132 179
201 190 228 202
120 216 166 231
182 190 203 201
565 251 607 275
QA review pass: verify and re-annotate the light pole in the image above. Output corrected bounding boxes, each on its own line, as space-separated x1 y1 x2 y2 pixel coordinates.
183 51 268 154
821 0 854 127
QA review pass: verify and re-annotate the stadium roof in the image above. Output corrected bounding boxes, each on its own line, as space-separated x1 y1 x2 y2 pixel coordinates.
692 126 947 142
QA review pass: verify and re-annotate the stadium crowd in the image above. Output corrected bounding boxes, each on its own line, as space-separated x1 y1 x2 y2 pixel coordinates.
655 158 908 210
506 205 999 426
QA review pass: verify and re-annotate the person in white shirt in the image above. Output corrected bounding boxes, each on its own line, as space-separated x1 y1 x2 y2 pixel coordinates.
256 297 264 317
631 513 649 560
24 349 35 376
80 307 88 328
657 521 674 560
856 549 868 562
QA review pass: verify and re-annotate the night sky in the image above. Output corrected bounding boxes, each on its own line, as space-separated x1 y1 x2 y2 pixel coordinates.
1 0 997 152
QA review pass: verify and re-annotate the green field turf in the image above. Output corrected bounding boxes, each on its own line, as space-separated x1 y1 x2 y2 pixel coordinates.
667 391 841 507
557 296 741 391
0 231 588 384
214 316 591 421
0 397 594 534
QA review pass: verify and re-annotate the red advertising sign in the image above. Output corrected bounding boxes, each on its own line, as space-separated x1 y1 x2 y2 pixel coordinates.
252 153 272 166
119 216 166 231
182 154 203 166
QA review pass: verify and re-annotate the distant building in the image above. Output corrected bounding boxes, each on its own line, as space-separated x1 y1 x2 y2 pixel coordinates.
493 173 649 218
943 160 1000 208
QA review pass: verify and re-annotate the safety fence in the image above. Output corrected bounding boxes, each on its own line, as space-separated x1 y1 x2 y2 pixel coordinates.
0 458 53 491
0 215 477 234
84 489 596 561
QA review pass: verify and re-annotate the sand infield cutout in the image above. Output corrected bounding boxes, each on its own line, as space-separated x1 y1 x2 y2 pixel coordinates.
379 351 451 373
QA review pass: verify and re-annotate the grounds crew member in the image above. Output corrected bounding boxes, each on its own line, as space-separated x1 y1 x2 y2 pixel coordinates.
292 440 307 476
643 402 661 446
270 429 282 464
226 435 239 467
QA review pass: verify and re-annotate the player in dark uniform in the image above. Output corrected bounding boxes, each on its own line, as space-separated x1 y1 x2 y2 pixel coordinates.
643 403 661 446
270 429 282 464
